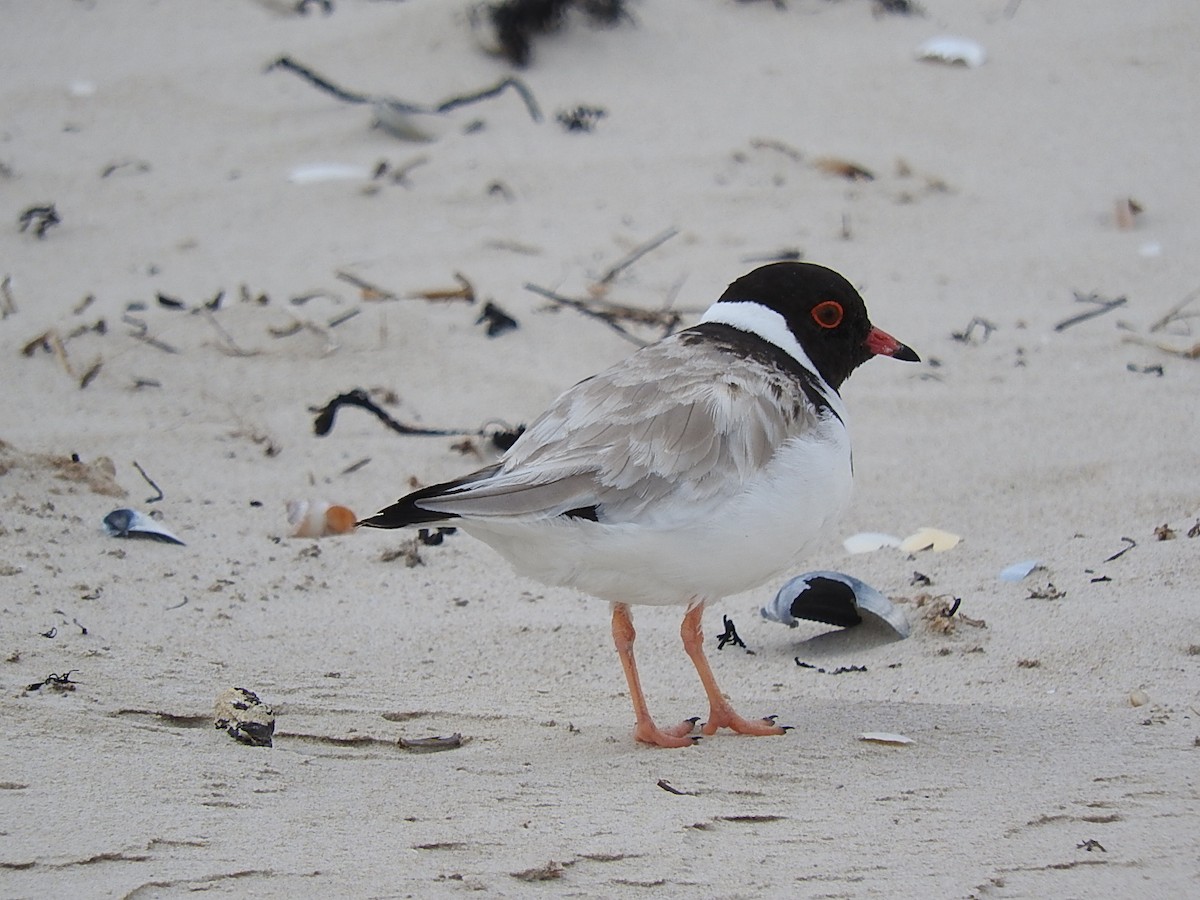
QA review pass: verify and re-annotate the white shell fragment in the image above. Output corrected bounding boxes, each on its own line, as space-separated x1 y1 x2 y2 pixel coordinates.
102 508 185 545
287 499 357 538
214 687 276 747
287 163 372 184
859 732 913 745
843 532 902 554
763 571 910 638
999 559 1041 582
899 527 961 553
916 36 986 68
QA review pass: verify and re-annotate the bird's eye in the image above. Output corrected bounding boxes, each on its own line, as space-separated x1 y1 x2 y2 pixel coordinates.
811 300 843 329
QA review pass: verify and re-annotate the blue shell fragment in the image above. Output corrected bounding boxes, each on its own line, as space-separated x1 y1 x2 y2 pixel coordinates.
102 508 185 545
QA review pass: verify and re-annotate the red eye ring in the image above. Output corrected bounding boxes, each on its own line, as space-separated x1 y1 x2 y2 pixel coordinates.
812 300 844 329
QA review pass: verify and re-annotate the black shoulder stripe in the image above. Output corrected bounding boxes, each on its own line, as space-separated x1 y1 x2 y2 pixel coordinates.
679 323 842 425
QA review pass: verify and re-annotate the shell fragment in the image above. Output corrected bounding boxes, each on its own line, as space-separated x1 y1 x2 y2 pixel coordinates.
999 559 1041 582
843 532 902 554
915 36 986 68
102 508 185 545
763 571 910 638
899 527 961 553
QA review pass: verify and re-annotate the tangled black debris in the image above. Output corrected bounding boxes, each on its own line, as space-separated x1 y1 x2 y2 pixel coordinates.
311 388 524 450
19 204 60 239
27 671 79 692
418 527 458 546
556 105 607 132
716 615 750 651
950 316 997 344
484 0 628 67
794 660 868 675
477 301 519 336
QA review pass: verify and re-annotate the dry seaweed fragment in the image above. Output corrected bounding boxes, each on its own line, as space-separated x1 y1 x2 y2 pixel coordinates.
397 733 464 752
213 687 276 747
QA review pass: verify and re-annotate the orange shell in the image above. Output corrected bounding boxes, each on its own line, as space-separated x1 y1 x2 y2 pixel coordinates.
288 500 358 538
324 505 357 535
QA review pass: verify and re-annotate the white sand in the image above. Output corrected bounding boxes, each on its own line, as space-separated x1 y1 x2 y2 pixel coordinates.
2 1 1198 896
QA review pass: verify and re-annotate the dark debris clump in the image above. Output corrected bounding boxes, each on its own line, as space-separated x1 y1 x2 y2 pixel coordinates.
486 0 628 67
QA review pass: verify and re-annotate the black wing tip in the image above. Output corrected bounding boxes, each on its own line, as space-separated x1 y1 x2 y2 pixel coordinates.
357 472 492 530
357 499 458 530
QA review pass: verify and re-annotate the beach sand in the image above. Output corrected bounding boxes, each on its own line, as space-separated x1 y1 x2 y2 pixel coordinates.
2 1 1198 896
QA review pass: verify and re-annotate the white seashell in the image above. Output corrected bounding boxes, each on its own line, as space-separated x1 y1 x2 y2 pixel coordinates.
287 499 357 538
859 732 913 745
915 36 986 69
763 571 910 638
68 80 97 97
842 532 902 554
999 559 1040 582
287 163 371 184
102 508 185 545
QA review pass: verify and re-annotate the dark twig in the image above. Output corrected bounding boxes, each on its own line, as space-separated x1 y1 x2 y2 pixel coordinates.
0 275 16 318
336 270 400 302
1103 536 1137 563
1148 287 1200 334
656 779 692 796
133 460 165 503
524 284 647 347
1054 292 1127 332
267 55 542 123
595 228 678 286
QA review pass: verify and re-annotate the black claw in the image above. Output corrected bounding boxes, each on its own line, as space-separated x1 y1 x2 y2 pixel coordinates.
780 725 795 732
685 716 701 725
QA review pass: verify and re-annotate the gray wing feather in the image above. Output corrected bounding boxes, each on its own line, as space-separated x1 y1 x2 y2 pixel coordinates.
416 335 824 524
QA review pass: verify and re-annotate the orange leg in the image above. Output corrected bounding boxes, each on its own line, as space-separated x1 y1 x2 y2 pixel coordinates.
611 603 699 748
680 601 787 738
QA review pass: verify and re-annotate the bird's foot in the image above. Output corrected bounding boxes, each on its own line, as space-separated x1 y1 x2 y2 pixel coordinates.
701 707 788 737
633 716 700 748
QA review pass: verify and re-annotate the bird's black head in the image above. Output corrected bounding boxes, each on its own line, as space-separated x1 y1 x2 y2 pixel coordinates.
717 262 919 389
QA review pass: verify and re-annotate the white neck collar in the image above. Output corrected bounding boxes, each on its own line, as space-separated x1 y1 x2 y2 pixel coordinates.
699 300 816 375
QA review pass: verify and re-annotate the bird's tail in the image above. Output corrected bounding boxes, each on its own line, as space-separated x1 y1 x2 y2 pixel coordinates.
357 465 501 529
